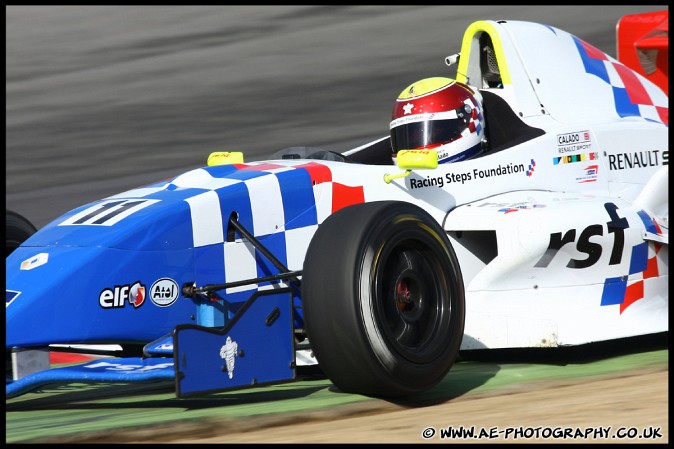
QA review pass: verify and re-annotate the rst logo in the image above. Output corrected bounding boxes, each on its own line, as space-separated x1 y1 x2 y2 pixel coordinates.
150 278 179 307
535 203 628 269
99 281 146 309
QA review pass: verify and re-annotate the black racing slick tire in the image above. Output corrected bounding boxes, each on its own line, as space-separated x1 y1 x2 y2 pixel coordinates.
6 210 37 257
302 201 465 397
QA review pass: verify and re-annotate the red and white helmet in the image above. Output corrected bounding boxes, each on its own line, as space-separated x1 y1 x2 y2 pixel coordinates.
390 77 486 164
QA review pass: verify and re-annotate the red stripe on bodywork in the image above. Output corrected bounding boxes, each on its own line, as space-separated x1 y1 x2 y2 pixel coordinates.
614 63 653 106
655 106 669 125
580 40 608 60
643 254 660 280
50 352 97 364
297 162 333 185
620 281 644 314
332 183 365 213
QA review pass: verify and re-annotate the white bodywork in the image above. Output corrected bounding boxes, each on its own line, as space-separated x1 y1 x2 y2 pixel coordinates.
343 20 668 349
100 19 668 351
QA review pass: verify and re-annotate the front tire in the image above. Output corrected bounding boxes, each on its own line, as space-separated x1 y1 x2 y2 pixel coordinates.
302 201 465 397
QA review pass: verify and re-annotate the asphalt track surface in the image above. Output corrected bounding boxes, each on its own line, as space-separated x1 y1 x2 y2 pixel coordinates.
5 5 669 444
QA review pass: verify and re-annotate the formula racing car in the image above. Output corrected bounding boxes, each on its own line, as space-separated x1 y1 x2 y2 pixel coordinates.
6 13 668 400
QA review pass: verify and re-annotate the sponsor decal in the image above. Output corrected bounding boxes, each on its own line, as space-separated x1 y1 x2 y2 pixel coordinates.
576 164 599 183
556 130 592 153
532 202 663 313
59 199 160 226
150 278 179 307
84 361 174 373
476 201 546 214
497 203 546 214
553 152 599 165
99 281 146 309
409 159 535 190
535 202 627 270
608 150 668 170
20 253 49 270
525 159 537 177
220 336 239 379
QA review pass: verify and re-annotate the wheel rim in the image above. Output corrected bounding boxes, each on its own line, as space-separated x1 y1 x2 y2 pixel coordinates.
374 235 451 363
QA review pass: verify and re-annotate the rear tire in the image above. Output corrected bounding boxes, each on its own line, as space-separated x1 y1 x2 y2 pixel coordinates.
302 201 465 397
6 210 37 257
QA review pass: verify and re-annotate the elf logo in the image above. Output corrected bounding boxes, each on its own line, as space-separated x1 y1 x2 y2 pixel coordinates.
150 278 179 307
99 281 146 309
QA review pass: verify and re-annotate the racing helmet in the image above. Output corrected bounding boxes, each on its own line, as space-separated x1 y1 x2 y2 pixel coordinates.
390 77 486 164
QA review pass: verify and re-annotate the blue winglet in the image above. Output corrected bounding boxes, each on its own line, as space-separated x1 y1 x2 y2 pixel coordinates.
144 333 175 357
6 357 175 399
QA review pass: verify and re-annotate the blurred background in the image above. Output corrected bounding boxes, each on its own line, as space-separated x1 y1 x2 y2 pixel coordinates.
6 5 667 228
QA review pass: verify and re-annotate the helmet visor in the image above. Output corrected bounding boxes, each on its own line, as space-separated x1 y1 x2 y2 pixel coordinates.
390 118 467 152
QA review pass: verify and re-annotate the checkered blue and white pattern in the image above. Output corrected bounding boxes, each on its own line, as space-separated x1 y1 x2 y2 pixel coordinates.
600 210 667 313
112 161 365 306
573 37 668 126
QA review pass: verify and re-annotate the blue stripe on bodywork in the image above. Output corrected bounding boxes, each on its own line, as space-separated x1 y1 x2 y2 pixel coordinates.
637 210 659 234
612 86 641 119
628 242 649 275
600 276 627 306
217 182 254 237
255 232 288 278
194 244 227 286
276 168 318 230
573 37 610 83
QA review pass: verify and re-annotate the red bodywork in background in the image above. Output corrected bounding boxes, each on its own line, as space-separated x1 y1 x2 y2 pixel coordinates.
617 10 669 95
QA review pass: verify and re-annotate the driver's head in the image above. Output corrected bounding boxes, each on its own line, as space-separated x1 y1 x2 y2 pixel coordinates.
390 77 486 164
